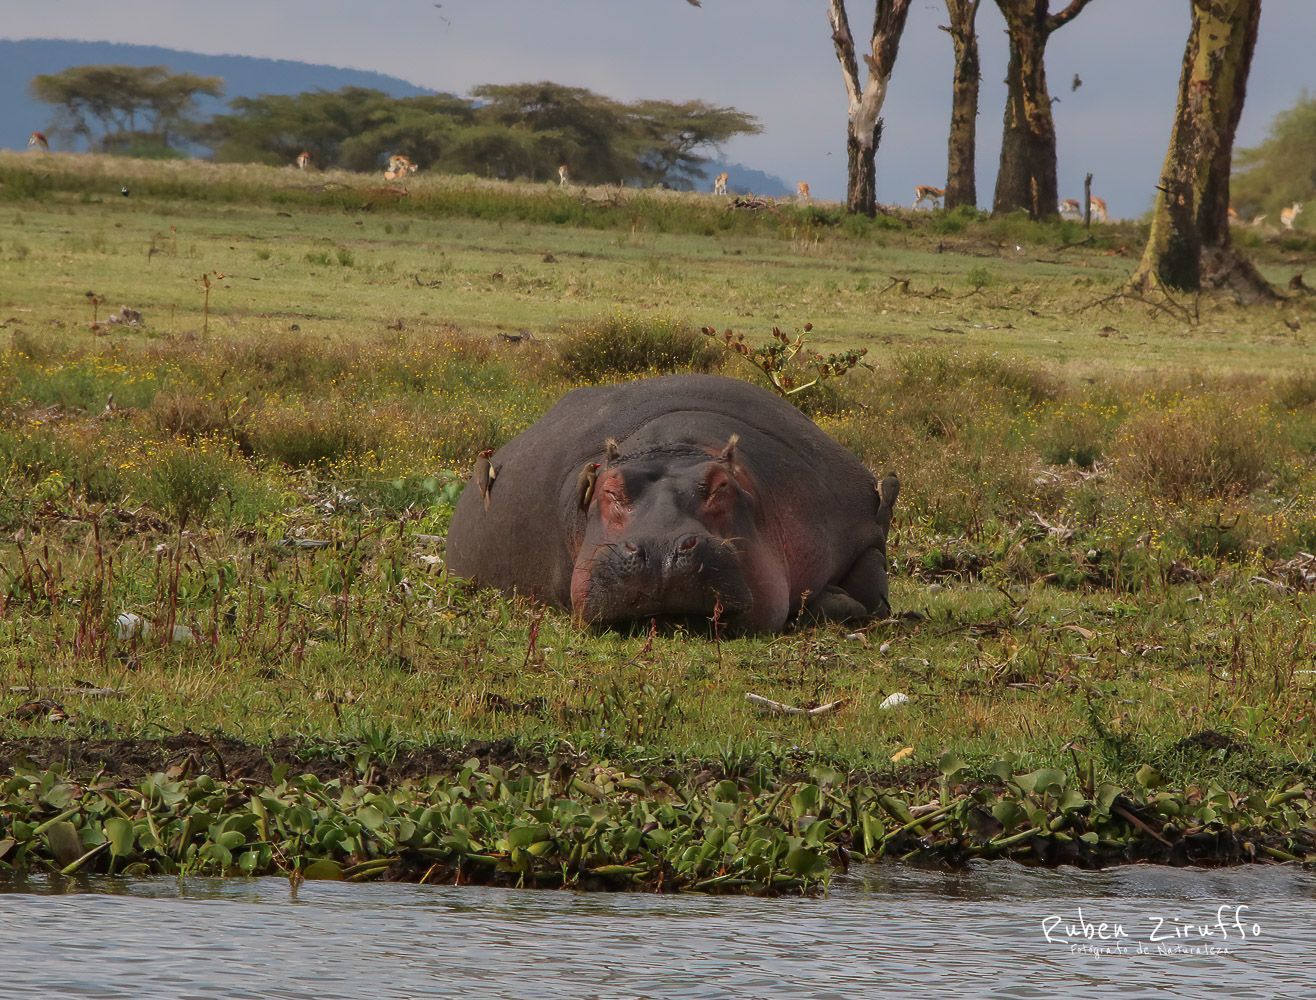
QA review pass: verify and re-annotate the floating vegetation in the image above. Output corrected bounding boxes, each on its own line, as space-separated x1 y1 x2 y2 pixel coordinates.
1 755 1311 894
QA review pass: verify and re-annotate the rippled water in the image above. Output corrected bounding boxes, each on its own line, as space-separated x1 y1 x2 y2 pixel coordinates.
2 864 1312 998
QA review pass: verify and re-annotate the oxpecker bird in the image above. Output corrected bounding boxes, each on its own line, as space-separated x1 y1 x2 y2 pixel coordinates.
476 448 499 511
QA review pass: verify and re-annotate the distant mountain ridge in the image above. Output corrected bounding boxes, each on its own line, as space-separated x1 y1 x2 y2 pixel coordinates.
700 162 791 199
0 38 434 151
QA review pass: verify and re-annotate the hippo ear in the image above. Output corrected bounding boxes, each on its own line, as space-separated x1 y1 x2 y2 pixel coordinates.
875 472 900 533
604 438 621 465
717 433 740 466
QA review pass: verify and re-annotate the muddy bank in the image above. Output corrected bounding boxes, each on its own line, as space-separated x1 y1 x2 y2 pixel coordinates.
0 733 539 786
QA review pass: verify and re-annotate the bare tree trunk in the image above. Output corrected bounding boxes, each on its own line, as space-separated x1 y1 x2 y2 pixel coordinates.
941 1 982 210
1131 0 1272 300
829 0 914 216
846 120 883 214
992 0 1093 219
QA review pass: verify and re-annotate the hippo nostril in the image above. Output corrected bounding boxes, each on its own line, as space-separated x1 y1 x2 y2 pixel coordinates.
623 542 639 555
679 535 699 551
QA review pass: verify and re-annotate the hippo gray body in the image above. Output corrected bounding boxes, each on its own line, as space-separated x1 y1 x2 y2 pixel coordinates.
445 374 896 634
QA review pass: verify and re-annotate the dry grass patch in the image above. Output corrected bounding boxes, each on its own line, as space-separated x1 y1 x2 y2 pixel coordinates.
1113 399 1274 501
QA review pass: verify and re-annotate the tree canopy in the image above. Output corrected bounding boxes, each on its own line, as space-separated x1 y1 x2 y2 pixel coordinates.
205 81 759 185
29 64 223 153
1232 91 1316 219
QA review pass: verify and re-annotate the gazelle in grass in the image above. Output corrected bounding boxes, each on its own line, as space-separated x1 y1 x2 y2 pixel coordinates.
27 131 49 152
558 164 570 188
913 185 945 210
384 154 418 181
295 150 312 170
1059 198 1082 218
713 171 729 196
1280 202 1303 230
796 180 811 203
1088 196 1108 223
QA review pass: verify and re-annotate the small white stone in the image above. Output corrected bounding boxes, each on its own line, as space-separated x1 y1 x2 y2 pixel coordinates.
879 692 910 710
879 642 891 655
115 612 144 640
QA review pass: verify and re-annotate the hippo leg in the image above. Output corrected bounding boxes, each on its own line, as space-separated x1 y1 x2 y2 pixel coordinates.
832 546 892 619
803 585 870 623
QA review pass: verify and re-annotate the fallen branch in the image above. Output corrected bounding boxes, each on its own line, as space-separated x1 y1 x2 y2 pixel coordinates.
745 693 849 717
8 686 124 698
1056 235 1094 251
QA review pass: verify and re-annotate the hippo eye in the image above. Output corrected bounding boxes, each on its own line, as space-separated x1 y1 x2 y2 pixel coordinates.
702 481 731 504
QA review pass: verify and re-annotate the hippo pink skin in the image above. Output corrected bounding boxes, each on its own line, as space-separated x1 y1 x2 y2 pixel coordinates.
444 374 897 634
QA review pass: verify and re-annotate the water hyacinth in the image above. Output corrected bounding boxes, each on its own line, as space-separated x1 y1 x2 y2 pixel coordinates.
1 759 1311 893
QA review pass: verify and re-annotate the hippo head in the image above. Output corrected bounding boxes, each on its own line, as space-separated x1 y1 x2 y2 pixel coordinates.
570 436 760 630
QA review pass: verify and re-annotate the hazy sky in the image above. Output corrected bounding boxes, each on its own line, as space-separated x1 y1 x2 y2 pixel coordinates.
2 1 1312 215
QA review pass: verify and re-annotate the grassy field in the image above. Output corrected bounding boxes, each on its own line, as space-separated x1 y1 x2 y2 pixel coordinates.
0 153 1314 880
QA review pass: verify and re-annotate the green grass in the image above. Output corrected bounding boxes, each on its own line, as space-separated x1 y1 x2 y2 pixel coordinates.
0 151 1313 821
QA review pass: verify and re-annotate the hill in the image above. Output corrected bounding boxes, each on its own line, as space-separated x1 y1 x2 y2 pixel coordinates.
699 161 792 198
0 38 434 151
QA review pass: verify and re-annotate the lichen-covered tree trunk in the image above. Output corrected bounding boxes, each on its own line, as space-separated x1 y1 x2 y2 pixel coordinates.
943 1 981 210
1131 0 1272 299
829 1 913 216
992 1 1092 219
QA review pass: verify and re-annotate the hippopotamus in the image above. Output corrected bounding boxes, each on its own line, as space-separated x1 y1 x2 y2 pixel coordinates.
445 374 898 634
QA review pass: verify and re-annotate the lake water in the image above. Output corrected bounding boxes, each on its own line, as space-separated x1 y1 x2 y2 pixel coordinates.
1 863 1312 998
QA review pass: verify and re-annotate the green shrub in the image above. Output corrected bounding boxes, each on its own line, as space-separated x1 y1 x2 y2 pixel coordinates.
247 399 380 468
556 313 723 380
1035 402 1112 468
140 442 233 527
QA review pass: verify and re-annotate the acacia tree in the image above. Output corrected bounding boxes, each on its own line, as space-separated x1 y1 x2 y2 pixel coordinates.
991 1 1094 218
1232 93 1316 217
1131 0 1271 299
828 0 914 215
626 99 762 189
940 0 982 209
30 65 222 152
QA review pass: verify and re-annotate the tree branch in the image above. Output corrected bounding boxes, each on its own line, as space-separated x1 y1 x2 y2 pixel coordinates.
869 0 914 79
828 0 862 111
1047 0 1095 33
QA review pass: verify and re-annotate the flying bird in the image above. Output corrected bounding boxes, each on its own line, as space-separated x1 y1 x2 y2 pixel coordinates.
1071 73 1083 92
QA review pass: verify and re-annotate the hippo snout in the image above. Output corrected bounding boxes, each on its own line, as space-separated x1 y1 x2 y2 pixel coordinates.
664 533 710 574
574 531 752 625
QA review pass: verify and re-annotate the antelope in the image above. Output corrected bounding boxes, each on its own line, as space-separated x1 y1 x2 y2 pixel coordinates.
1227 206 1240 225
27 131 49 151
558 164 570 188
1059 198 1082 218
713 171 729 196
796 180 811 203
295 150 312 170
384 154 418 181
1280 202 1303 230
1089 196 1108 223
913 185 945 210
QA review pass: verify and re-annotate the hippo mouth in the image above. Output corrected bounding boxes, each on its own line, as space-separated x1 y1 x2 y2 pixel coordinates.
574 535 754 629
